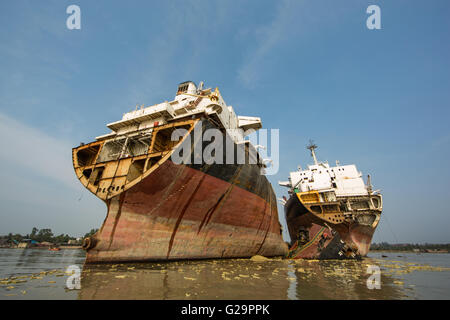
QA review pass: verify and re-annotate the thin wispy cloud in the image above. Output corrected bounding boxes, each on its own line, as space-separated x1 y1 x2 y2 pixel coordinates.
237 0 304 87
0 112 106 235
0 112 78 190
432 133 450 148
122 1 241 106
124 2 216 105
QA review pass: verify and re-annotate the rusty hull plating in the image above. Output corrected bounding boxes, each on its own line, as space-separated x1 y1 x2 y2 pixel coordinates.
285 190 382 259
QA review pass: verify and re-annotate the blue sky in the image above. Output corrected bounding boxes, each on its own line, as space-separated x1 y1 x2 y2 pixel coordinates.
0 0 449 242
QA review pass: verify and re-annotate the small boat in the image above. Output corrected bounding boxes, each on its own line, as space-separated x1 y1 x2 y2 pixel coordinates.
49 247 61 251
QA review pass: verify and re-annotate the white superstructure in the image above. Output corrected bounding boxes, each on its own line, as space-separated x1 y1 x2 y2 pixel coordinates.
96 81 262 144
279 142 376 198
281 163 368 197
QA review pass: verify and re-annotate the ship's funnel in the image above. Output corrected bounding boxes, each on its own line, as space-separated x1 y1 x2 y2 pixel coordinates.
176 81 197 96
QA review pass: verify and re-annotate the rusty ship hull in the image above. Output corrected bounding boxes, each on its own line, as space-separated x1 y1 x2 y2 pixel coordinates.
74 118 288 263
285 192 381 259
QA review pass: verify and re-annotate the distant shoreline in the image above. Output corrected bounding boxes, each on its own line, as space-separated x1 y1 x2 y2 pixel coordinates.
370 243 450 253
370 249 448 254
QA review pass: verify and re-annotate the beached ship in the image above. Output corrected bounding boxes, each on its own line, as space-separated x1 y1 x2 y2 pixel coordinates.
279 142 382 259
73 81 288 263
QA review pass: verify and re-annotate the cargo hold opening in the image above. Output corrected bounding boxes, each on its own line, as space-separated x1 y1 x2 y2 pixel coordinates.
152 125 190 152
89 167 104 186
127 159 146 182
77 145 101 166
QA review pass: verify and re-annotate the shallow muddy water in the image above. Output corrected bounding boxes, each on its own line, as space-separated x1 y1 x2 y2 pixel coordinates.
1 248 449 299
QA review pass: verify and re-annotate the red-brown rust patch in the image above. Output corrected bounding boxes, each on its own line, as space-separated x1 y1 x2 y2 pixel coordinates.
255 191 273 254
197 167 242 234
108 191 127 249
166 174 207 258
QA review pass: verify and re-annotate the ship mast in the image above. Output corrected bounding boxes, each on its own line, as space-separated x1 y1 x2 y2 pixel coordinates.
307 140 319 165
366 174 373 194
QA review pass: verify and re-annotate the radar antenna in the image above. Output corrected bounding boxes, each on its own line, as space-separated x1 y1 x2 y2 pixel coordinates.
307 140 319 165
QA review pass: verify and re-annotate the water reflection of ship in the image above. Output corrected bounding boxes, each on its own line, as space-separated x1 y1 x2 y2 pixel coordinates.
78 260 291 300
279 141 383 259
290 260 404 299
77 259 405 300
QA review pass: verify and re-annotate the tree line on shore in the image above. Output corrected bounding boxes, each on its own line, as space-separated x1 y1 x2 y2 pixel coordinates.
0 227 99 245
1 230 448 251
371 242 450 251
